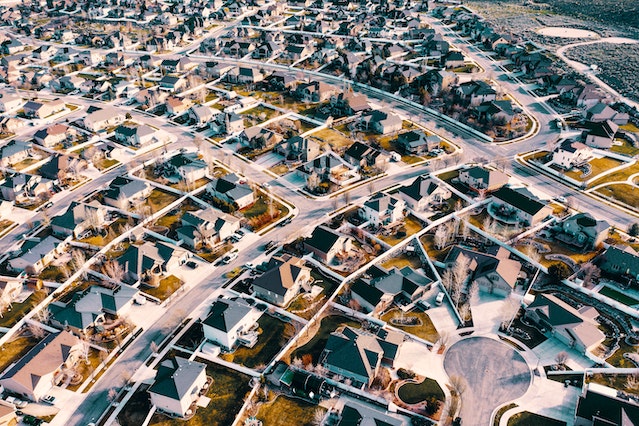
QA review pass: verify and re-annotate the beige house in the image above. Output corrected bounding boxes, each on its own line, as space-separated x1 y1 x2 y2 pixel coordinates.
252 255 311 306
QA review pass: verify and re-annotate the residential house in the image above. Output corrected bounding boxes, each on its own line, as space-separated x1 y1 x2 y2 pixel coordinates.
206 173 254 209
351 266 432 313
252 254 311 307
159 75 187 93
554 212 609 251
83 106 125 132
524 293 605 354
294 81 339 103
22 99 66 119
117 240 189 283
9 236 66 275
39 154 87 182
329 92 370 115
359 109 403 135
304 226 352 264
166 97 191 116
0 173 52 202
445 245 522 296
0 405 16 425
226 66 265 84
176 209 241 248
102 176 153 208
456 80 496 106
188 105 219 127
396 176 452 211
396 130 441 155
51 201 106 238
359 193 406 227
585 103 629 125
490 186 553 226
34 124 76 148
275 136 321 162
597 245 639 284
574 383 639 426
238 126 282 150
584 120 619 149
476 100 516 123
0 88 23 113
443 50 465 69
458 166 509 192
0 140 32 168
335 401 408 426
343 142 388 169
320 326 403 386
253 41 283 59
149 357 208 418
0 331 82 402
550 139 593 169
49 284 138 334
159 152 208 183
114 124 157 147
202 298 262 350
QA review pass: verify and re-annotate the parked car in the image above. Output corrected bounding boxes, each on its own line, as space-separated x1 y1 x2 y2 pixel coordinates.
186 260 199 269
42 395 55 405
222 251 238 264
435 292 445 306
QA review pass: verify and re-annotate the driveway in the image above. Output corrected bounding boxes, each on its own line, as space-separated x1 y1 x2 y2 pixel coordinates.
444 337 531 426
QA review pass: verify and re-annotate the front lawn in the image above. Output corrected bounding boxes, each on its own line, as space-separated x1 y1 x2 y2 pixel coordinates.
595 184 638 208
380 309 439 342
564 157 624 182
381 254 423 271
223 314 294 370
241 195 289 231
377 215 425 246
256 395 324 426
507 411 566 426
141 275 183 301
291 315 360 364
149 360 252 426
309 128 353 151
397 378 445 405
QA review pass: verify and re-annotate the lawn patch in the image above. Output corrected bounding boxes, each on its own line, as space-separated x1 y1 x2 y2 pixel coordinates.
507 411 566 426
595 184 638 208
599 286 639 306
142 275 183 301
256 395 324 426
148 189 180 211
381 309 439 342
0 334 39 373
0 290 47 328
397 378 445 405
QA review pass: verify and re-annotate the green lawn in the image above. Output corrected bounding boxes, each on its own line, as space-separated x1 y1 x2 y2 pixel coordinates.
397 378 445 404
599 286 639 306
150 360 251 426
241 105 281 122
223 315 294 369
142 275 183 301
291 315 361 364
607 339 639 368
380 309 439 342
256 395 324 426
507 411 566 426
611 139 639 157
0 335 39 373
0 290 47 328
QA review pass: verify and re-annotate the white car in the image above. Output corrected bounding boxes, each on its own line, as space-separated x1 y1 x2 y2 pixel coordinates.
556 196 567 203
262 182 271 189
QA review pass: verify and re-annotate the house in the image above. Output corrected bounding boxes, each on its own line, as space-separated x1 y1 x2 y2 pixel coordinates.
396 130 441 155
320 326 403 386
445 245 522 296
574 383 639 426
294 81 339 103
83 106 125 132
49 284 139 334
597 245 639 284
114 124 157 147
206 174 254 209
9 235 66 274
524 293 605 354
0 331 82 402
554 213 609 251
585 103 629 125
304 226 352 264
359 193 406 227
351 266 432 313
251 254 311 307
0 277 23 307
159 75 186 93
584 120 619 149
335 400 408 426
329 91 370 115
116 240 190 283
490 186 553 226
159 152 208 183
456 80 496 106
458 166 509 192
39 154 88 182
360 109 403 135
202 298 262 350
396 176 452 211
0 173 52 201
443 50 465 69
34 124 76 148
103 177 153 208
238 126 282 150
476 100 516 123
149 357 208 418
166 97 191 116
226 66 265 84
22 99 66 119
0 140 32 168
0 405 16 425
275 136 321 162
0 88 23 113
550 139 593 169
176 209 241 248
188 105 219 127
51 201 106 238
343 142 387 169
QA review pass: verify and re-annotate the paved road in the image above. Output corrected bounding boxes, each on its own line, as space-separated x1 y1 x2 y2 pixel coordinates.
444 337 531 426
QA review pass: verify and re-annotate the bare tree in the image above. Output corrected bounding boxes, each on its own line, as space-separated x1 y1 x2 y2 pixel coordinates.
434 225 450 250
452 253 470 294
102 260 125 282
313 408 325 426
146 273 161 288
448 374 467 398
35 308 51 324
28 322 46 339
342 191 351 206
499 297 520 330
150 341 159 354
626 374 639 391
107 388 118 405
581 263 601 288
555 351 568 367
72 250 87 279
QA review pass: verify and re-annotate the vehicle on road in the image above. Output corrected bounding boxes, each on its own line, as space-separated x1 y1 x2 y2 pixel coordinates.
556 196 567 203
244 262 254 270
262 182 271 189
42 395 55 405
222 251 238 264
435 292 445 306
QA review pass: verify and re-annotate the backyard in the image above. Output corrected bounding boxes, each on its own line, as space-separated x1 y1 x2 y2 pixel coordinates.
255 395 325 426
564 157 625 182
148 189 181 212
290 315 361 364
381 254 423 271
377 215 425 246
141 275 183 301
599 286 639 307
595 184 638 209
309 128 353 151
0 289 47 328
380 309 439 342
0 333 39 373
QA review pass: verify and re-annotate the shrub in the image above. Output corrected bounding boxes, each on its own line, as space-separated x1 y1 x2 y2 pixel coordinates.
397 368 416 380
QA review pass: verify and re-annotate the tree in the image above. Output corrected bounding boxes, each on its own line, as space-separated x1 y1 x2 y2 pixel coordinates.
452 253 470 295
434 225 449 250
628 223 639 237
581 263 601 288
555 351 568 367
342 191 351 206
102 260 125 282
28 322 46 339
548 262 571 283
